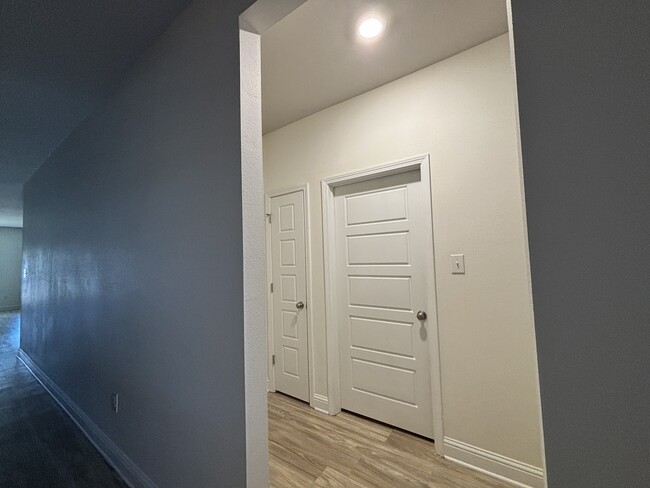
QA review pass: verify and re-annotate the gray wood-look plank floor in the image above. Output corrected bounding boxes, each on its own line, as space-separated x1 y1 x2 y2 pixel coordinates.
269 392 510 488
2 309 510 487
0 311 127 488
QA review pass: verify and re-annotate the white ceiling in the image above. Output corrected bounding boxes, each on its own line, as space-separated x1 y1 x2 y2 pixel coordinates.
261 0 508 134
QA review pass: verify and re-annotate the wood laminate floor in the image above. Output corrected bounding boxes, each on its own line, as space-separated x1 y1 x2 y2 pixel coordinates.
269 392 510 488
0 311 127 487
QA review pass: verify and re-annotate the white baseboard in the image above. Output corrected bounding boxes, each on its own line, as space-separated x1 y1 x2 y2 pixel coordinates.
444 437 544 488
311 393 329 414
18 350 158 488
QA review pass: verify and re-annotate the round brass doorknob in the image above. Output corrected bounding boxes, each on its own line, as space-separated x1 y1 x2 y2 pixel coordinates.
416 310 427 321
296 301 305 310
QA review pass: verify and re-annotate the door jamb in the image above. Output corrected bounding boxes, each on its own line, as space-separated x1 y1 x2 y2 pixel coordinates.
321 154 445 454
265 185 317 407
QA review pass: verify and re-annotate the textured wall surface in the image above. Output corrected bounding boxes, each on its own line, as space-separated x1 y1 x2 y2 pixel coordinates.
240 28 270 488
21 0 254 486
0 227 22 310
511 0 650 486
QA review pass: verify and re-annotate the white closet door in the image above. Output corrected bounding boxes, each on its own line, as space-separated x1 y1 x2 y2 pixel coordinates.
270 190 309 402
334 169 434 438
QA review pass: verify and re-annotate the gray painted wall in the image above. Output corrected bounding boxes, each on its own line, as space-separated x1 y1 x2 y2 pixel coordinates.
21 0 254 486
0 227 22 310
511 1 650 486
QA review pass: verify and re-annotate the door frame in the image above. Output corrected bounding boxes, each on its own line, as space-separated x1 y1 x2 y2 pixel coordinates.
265 185 317 406
321 154 445 454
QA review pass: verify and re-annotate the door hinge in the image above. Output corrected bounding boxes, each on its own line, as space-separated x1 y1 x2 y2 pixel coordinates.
266 212 272 223
270 282 274 293
272 354 276 366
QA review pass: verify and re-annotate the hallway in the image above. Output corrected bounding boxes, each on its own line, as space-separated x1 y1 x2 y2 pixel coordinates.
0 311 126 487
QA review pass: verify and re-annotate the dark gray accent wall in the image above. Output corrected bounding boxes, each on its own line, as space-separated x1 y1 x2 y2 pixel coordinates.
511 1 650 486
21 0 253 486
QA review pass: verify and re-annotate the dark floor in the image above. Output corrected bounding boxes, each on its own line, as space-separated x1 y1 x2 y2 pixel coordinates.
0 311 127 487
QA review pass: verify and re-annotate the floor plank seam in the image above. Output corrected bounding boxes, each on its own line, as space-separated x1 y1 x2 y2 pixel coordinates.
269 391 510 488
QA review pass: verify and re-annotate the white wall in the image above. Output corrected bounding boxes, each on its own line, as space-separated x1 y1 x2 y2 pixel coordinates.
263 34 544 478
20 0 255 487
0 227 22 311
240 28 270 488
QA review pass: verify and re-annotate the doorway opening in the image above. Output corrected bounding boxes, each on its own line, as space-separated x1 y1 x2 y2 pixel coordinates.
319 155 442 441
240 1 546 487
0 225 23 354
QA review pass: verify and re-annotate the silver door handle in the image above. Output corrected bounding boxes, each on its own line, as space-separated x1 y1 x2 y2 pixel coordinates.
296 301 305 310
416 310 427 321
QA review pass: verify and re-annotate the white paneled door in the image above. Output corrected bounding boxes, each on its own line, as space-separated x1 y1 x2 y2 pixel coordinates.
334 169 434 438
270 190 309 402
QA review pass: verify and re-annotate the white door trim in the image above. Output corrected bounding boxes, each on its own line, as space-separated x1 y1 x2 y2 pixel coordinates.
321 154 445 454
265 185 318 406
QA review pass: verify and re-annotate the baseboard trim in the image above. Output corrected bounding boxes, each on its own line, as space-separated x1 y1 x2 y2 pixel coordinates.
17 350 158 488
311 393 329 414
444 437 544 488
0 305 20 312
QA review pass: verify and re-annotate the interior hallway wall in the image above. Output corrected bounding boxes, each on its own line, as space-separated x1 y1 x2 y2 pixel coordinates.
20 0 255 486
263 34 544 474
240 28 270 488
0 227 22 311
511 0 650 485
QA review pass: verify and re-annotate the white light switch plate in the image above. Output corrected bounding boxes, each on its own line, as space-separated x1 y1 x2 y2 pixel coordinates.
451 254 465 274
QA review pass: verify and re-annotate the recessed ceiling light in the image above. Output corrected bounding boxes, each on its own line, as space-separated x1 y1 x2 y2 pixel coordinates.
358 17 384 39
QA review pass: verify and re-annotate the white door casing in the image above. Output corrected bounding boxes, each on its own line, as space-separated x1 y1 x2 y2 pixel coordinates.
322 155 444 448
269 189 310 402
335 170 434 437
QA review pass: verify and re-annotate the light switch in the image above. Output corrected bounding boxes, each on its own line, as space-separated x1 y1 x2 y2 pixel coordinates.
451 254 465 274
